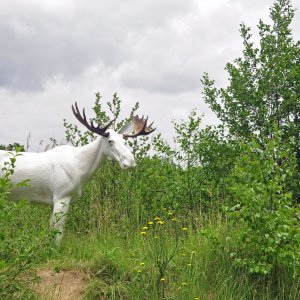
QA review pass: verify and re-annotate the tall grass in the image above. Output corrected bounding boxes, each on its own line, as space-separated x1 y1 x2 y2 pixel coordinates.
34 169 296 300
56 203 300 299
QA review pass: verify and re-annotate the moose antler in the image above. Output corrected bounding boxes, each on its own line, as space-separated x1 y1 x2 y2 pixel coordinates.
123 115 156 138
72 102 115 137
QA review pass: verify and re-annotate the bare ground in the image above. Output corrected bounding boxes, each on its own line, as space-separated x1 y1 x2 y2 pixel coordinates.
35 269 88 300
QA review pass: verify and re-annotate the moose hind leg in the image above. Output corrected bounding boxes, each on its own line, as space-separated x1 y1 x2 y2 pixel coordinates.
51 198 71 246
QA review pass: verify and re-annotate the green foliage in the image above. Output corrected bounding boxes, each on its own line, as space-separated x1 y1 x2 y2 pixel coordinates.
201 0 300 167
226 133 300 275
202 0 300 198
199 0 300 277
195 125 239 205
0 151 56 299
153 111 238 210
0 143 25 152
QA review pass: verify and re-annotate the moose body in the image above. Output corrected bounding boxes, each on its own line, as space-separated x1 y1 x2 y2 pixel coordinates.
0 103 155 245
1 139 107 206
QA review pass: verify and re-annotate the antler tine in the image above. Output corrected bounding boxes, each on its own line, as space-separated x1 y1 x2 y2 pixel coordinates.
72 102 114 137
72 102 92 132
75 102 82 120
141 116 148 131
148 121 154 128
124 115 156 138
82 108 88 123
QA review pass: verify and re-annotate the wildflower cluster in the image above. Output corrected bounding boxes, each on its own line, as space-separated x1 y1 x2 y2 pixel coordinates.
135 210 202 298
137 209 191 297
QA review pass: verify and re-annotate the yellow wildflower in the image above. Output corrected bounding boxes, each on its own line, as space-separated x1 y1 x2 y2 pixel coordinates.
154 235 158 239
140 262 145 266
140 231 147 235
160 278 166 281
182 227 188 231
148 221 154 225
154 217 161 221
137 269 142 273
157 220 164 225
182 282 188 286
142 226 148 230
168 212 173 216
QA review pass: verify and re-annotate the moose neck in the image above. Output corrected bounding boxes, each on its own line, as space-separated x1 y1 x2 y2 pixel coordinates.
76 136 106 183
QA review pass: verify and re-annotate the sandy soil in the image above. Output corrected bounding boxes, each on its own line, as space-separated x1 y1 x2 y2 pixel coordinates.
35 269 88 300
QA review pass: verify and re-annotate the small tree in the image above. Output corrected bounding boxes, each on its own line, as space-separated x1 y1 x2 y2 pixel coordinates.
202 0 300 164
201 0 300 275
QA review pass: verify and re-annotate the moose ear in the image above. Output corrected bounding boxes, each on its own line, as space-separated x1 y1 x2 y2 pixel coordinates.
118 122 134 135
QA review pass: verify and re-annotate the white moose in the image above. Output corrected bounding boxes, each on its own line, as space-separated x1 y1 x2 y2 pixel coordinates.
0 102 155 245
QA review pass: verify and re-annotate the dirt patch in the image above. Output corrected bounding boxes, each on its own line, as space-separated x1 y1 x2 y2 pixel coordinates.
35 269 88 300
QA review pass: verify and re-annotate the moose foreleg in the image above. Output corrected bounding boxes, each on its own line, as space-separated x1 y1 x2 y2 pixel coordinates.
51 198 71 246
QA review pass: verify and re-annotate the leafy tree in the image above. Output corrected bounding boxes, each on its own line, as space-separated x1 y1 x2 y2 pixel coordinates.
201 0 300 275
202 0 300 161
202 0 300 205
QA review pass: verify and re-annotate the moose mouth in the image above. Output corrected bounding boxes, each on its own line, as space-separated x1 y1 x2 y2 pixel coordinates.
120 161 136 169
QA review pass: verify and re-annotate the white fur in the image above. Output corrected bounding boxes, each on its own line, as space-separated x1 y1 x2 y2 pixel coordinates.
0 129 136 245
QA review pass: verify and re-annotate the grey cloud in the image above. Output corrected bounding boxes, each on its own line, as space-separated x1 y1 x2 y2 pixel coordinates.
0 0 195 92
118 2 245 94
1 0 299 94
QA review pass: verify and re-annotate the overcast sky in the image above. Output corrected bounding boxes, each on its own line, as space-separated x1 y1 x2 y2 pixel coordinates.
1 0 300 150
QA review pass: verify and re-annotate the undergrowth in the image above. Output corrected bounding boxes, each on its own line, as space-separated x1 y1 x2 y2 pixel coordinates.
50 208 300 300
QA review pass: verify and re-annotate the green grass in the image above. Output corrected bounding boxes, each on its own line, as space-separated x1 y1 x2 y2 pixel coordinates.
2 191 299 299
27 208 299 300
3 177 299 295
0 199 299 299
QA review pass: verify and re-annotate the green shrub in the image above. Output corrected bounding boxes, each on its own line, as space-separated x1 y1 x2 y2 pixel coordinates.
226 133 300 275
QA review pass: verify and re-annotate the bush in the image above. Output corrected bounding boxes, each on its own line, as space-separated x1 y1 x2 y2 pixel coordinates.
225 133 300 275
